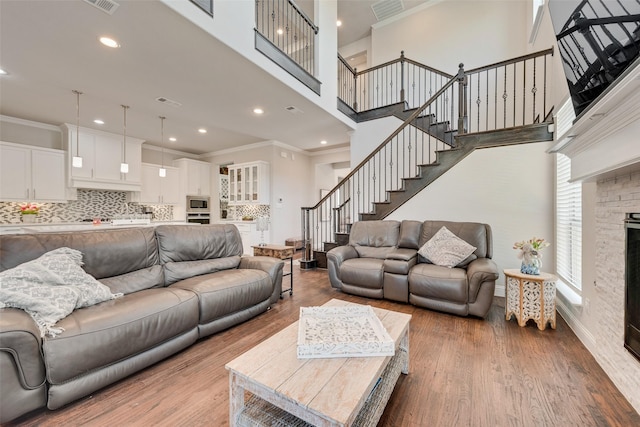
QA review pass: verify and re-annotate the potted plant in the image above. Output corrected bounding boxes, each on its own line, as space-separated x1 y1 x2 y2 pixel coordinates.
20 203 40 223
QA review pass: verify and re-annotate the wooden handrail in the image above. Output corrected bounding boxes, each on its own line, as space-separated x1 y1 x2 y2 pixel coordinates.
465 47 554 75
288 0 318 34
338 53 356 74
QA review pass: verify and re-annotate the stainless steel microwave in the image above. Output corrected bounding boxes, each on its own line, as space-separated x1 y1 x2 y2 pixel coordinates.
186 196 210 212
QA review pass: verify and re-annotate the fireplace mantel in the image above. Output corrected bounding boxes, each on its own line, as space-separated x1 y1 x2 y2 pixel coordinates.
550 58 640 182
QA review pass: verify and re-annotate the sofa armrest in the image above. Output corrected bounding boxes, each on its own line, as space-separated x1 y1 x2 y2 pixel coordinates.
326 245 359 289
0 308 48 423
466 257 499 300
239 256 284 304
0 308 46 390
383 248 418 275
386 248 417 262
327 245 358 266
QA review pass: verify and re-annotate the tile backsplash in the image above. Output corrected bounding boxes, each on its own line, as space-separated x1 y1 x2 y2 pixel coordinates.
0 190 173 224
227 204 270 220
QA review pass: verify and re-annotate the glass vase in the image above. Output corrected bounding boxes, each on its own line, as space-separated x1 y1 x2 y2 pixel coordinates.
520 253 541 275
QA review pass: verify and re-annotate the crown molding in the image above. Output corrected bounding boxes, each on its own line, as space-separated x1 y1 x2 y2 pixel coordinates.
0 115 61 132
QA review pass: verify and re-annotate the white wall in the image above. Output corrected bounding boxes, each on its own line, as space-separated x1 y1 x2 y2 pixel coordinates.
309 147 351 203
349 116 401 167
370 0 529 72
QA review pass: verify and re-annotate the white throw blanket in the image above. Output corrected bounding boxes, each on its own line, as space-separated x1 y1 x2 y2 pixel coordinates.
0 247 122 337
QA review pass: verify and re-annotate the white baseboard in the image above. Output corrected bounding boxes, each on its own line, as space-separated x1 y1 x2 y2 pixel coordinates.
556 297 596 350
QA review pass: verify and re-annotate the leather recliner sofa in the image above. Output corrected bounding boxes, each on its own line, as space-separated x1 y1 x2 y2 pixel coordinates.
327 219 499 318
0 224 284 423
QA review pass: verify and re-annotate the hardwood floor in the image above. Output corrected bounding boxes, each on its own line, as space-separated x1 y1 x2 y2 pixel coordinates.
6 264 640 427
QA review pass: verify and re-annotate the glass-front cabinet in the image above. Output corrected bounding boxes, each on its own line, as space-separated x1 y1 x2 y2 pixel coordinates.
227 161 269 205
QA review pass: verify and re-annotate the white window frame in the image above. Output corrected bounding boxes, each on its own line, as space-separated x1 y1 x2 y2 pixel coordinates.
530 0 545 44
556 152 582 292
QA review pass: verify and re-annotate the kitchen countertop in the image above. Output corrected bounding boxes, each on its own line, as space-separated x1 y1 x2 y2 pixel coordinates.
215 219 257 224
0 220 187 234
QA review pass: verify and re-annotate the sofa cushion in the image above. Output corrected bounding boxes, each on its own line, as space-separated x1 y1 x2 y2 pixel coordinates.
43 287 199 385
163 256 241 286
409 263 468 304
0 228 159 281
170 269 273 325
419 221 491 259
418 226 476 267
398 220 422 249
155 224 243 264
349 220 400 259
98 265 165 295
340 258 385 289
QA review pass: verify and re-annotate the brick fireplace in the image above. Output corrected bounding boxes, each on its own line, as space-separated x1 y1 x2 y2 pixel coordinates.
625 213 640 362
593 170 640 411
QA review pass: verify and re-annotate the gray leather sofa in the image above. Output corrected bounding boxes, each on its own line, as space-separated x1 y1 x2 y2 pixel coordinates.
0 224 284 423
327 220 498 318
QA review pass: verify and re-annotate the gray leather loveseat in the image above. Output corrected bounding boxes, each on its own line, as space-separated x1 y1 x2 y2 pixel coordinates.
327 220 498 318
0 224 283 423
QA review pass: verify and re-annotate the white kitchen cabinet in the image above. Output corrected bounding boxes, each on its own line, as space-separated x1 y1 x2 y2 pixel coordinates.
173 158 211 196
139 163 180 205
228 161 269 205
62 124 143 191
0 142 66 202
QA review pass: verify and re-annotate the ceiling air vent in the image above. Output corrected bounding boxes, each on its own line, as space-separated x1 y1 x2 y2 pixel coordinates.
82 0 120 15
156 97 183 108
285 105 303 114
371 0 405 22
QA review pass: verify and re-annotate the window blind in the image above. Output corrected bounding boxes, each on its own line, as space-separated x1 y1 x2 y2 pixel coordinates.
556 153 582 291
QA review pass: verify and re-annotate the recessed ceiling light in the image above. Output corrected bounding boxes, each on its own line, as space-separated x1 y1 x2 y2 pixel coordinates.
99 36 120 48
0 68 7 75
336 20 342 27
169 137 177 142
277 28 284 35
253 108 264 115
198 128 207 134
93 119 104 125
320 140 327 145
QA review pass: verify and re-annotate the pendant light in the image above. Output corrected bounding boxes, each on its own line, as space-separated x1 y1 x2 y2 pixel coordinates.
159 116 167 178
120 105 130 174
72 90 83 168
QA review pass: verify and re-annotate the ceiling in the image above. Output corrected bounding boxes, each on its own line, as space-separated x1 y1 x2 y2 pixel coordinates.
0 0 430 156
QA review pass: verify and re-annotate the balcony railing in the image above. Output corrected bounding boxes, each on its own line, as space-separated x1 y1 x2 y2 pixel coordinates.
255 0 318 76
338 52 453 112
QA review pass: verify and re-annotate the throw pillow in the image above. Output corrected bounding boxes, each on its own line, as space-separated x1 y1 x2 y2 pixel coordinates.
0 247 120 337
418 226 477 268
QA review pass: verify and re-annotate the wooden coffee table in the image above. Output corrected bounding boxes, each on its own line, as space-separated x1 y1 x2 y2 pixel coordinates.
225 299 411 427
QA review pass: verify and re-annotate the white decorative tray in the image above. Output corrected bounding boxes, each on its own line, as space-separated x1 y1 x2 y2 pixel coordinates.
297 305 395 359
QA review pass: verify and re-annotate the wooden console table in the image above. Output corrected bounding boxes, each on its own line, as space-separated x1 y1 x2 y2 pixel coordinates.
253 244 294 297
504 269 557 330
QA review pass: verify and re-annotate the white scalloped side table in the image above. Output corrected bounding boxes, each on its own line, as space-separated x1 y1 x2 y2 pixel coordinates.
504 269 557 330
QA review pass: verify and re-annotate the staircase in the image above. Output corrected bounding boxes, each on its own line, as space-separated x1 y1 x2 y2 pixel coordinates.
301 49 555 269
